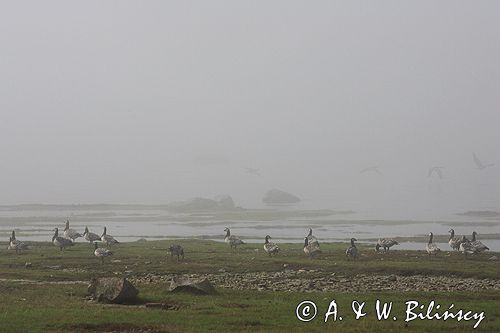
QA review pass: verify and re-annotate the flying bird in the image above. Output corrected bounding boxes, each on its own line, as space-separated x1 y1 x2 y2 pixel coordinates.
359 166 382 175
473 153 494 170
428 166 444 179
245 167 261 176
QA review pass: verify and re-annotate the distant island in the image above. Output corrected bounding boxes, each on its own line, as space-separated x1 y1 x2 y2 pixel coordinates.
262 189 301 205
458 211 500 218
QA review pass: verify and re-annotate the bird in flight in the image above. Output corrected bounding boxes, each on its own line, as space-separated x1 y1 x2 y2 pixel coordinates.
473 153 494 170
428 166 444 179
245 167 261 176
360 166 382 175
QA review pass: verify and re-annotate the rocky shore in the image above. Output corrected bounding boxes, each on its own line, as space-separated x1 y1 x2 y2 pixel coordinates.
129 270 500 293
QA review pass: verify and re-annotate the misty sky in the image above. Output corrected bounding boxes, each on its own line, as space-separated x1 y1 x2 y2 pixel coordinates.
0 1 499 214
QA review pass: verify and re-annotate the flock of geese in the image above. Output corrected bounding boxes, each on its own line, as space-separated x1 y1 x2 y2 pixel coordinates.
6 223 491 264
425 229 490 256
224 227 490 259
8 220 118 263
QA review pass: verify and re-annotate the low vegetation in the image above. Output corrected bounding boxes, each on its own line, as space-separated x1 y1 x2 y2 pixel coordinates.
0 240 498 332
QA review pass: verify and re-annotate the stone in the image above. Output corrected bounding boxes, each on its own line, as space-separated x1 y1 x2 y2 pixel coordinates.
88 277 139 304
169 276 217 295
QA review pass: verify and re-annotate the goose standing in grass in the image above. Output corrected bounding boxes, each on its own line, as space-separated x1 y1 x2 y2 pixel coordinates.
470 231 489 253
306 228 319 245
224 228 244 249
63 220 82 241
345 238 359 259
448 229 462 251
168 244 184 261
83 226 101 243
303 237 321 257
459 236 475 257
94 242 113 264
100 227 119 246
426 232 440 256
8 231 28 254
376 238 399 252
10 231 29 251
52 228 74 251
263 235 280 256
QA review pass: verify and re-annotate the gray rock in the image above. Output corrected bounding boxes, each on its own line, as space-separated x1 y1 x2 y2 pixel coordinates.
88 277 139 304
169 276 217 295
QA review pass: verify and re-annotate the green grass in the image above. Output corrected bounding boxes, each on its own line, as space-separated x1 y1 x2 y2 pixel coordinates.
0 240 499 332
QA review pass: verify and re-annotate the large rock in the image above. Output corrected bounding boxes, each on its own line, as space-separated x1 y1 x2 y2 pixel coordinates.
215 195 235 210
263 189 301 204
88 277 139 304
169 276 217 295
167 195 235 212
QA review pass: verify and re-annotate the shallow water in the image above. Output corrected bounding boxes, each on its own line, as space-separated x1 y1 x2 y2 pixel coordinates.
1 207 499 251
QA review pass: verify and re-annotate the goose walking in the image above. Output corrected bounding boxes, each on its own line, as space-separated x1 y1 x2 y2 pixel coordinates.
448 229 462 251
263 235 279 256
100 227 119 246
168 244 184 261
470 231 489 253
94 242 113 264
303 237 321 257
52 228 74 251
8 231 28 254
426 232 440 256
345 238 358 259
306 228 319 245
224 228 244 249
376 238 399 252
63 220 82 241
83 226 101 243
459 236 475 257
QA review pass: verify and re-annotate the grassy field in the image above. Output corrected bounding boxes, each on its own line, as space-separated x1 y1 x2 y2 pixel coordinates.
0 239 499 332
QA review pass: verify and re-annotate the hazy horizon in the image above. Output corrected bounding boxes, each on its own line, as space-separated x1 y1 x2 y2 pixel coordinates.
1 1 499 216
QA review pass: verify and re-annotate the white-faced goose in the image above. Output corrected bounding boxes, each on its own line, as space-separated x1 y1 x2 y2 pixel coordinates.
303 237 321 257
8 231 29 254
224 228 244 249
63 220 82 241
459 236 475 256
345 238 359 259
100 227 119 246
168 244 185 261
52 228 74 251
425 232 440 256
376 238 399 252
306 228 319 245
83 226 101 243
447 229 463 251
94 242 113 264
470 231 489 253
263 235 280 256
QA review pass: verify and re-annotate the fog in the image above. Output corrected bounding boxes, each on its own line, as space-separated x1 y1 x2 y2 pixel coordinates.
0 1 499 218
